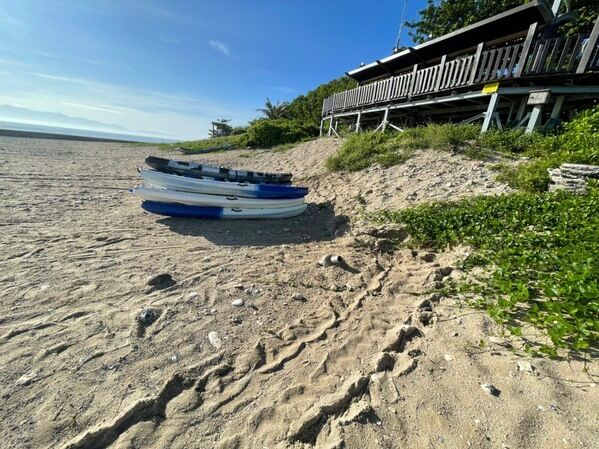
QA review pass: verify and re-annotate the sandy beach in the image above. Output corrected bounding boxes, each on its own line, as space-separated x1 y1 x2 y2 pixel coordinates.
0 136 597 449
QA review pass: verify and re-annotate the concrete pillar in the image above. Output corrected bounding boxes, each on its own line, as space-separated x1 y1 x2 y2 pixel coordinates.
481 93 499 132
550 96 565 121
382 107 390 131
526 105 543 134
516 97 528 121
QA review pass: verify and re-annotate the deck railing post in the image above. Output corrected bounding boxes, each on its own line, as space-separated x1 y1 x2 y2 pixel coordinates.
435 55 447 91
576 14 599 73
551 0 563 15
386 78 393 100
408 64 419 97
469 43 485 85
515 22 539 77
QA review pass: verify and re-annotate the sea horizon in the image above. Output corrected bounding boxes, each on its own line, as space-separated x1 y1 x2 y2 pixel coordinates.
0 120 178 144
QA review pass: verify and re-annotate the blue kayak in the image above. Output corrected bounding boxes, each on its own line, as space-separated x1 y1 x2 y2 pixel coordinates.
141 201 307 219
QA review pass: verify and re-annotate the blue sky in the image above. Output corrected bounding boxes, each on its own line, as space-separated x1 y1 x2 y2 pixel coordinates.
0 0 424 140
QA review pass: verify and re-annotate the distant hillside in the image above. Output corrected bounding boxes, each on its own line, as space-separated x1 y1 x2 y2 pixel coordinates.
0 104 129 133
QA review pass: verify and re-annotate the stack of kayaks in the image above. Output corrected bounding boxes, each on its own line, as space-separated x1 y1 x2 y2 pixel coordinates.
132 155 308 219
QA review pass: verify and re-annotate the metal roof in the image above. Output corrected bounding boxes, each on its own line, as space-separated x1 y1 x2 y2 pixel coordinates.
347 0 555 83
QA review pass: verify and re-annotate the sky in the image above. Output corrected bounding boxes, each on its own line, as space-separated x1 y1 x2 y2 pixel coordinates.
0 0 425 140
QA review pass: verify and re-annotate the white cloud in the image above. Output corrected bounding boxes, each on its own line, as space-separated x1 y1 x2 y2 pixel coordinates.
209 40 230 57
0 69 254 139
30 72 91 84
60 102 136 114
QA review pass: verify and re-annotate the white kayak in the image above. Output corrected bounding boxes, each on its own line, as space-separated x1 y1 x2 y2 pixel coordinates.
132 186 305 209
139 169 308 200
141 201 308 219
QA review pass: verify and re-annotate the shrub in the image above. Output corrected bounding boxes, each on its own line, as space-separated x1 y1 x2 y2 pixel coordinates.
556 105 599 164
495 158 558 192
244 119 318 148
325 132 417 171
230 127 247 136
478 129 551 155
411 123 480 150
160 134 246 153
370 188 599 355
326 124 480 172
494 105 599 192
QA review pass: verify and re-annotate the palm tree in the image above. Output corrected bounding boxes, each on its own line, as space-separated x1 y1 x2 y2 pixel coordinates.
257 98 289 119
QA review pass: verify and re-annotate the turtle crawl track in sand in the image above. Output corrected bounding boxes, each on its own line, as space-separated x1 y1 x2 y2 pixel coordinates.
0 137 597 449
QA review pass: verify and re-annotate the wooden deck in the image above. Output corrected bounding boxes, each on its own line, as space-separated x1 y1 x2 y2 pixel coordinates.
322 31 599 119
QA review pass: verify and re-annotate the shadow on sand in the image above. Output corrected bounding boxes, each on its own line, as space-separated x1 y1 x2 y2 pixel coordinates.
156 201 349 247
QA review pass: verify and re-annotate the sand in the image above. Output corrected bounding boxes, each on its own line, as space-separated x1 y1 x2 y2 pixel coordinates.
0 136 596 449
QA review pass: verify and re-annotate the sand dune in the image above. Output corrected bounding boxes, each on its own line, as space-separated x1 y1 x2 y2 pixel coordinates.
0 137 596 449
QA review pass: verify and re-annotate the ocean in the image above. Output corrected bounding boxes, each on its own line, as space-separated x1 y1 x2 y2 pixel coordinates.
0 120 177 143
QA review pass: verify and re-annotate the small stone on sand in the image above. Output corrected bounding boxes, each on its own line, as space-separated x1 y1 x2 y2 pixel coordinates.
208 331 223 350
481 383 501 397
517 361 536 375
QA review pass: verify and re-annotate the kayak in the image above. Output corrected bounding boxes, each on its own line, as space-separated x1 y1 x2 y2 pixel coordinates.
139 169 308 199
131 185 305 209
176 143 234 155
141 201 307 219
145 155 293 184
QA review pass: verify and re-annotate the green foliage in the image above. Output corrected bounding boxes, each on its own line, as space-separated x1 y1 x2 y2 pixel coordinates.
556 105 599 164
159 134 246 153
230 126 247 135
406 0 598 44
286 77 357 127
478 129 550 155
370 189 599 355
244 119 318 148
257 98 289 120
325 107 598 191
326 124 479 172
324 132 412 171
494 105 599 192
557 0 599 36
406 0 524 44
495 159 557 192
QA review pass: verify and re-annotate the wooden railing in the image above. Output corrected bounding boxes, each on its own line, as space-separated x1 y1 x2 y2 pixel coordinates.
322 32 598 116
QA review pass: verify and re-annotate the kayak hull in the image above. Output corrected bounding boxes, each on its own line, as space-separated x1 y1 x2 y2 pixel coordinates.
141 201 307 219
132 186 305 209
